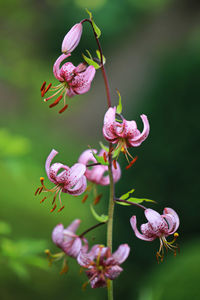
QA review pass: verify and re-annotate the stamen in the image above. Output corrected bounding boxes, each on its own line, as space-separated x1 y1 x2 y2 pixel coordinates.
94 194 102 205
44 86 64 102
40 197 47 203
35 187 40 196
44 83 52 94
103 152 107 162
82 194 88 203
58 205 65 212
38 187 43 194
59 104 68 114
40 81 46 91
126 156 138 170
49 95 63 108
50 204 57 213
113 159 117 169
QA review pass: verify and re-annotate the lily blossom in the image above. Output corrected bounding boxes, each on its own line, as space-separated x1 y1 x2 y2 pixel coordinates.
35 149 87 212
41 54 96 113
130 208 180 262
52 219 88 258
78 149 121 185
77 244 130 288
103 106 150 164
62 23 83 54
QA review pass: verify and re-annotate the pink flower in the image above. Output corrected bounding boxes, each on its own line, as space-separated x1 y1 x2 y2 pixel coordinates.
77 244 130 288
41 54 96 113
62 23 83 54
52 219 88 258
78 149 121 185
130 208 180 262
103 106 150 163
36 149 87 212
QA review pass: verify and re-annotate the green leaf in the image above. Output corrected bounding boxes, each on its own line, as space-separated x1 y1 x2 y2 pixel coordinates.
85 8 101 38
0 221 11 235
82 53 101 70
99 141 109 152
120 189 135 200
91 149 109 166
90 204 108 222
117 197 155 206
112 146 122 159
86 49 93 59
116 90 122 114
96 50 106 65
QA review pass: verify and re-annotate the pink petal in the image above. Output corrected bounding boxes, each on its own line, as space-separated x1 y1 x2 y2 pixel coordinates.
62 23 83 54
53 53 71 81
145 209 168 236
78 149 97 165
163 207 180 234
129 114 150 147
66 175 87 196
65 219 81 234
106 244 130 265
52 224 64 247
62 237 82 258
60 62 76 82
130 216 156 241
123 120 137 138
105 265 123 280
103 107 118 141
67 163 86 188
45 149 58 181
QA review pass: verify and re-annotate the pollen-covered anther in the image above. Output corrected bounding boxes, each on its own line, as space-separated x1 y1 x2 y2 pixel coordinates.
44 83 52 94
58 205 65 212
50 204 57 213
40 81 46 92
49 95 63 108
59 104 68 114
35 187 40 196
113 159 117 169
126 156 138 170
103 152 107 163
93 194 102 205
40 197 47 203
82 194 88 203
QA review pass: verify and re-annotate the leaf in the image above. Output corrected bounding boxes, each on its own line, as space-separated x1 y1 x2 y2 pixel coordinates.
90 204 108 223
91 149 109 166
116 90 122 114
120 189 135 200
0 221 11 235
99 141 109 152
116 197 155 206
96 50 106 65
112 146 122 159
82 53 101 70
85 8 101 38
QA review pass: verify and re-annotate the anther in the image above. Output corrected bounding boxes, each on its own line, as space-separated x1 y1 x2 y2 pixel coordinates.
35 187 40 196
49 95 63 108
103 152 107 162
40 197 47 203
113 160 117 169
82 194 88 203
94 194 102 205
58 205 65 212
59 104 68 114
40 81 46 92
38 187 43 194
126 156 138 170
44 83 52 94
50 204 57 213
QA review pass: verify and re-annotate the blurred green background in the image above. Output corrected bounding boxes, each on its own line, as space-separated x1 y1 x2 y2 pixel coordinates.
0 0 200 299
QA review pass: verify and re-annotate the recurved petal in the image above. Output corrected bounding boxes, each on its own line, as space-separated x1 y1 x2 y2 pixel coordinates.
163 207 180 234
48 163 69 184
130 216 156 241
65 219 81 234
67 163 86 188
82 65 96 83
103 107 118 141
145 209 168 236
78 149 97 165
66 175 87 195
106 244 130 265
122 120 137 138
62 237 82 258
53 53 71 81
128 114 150 147
52 224 64 247
45 149 59 181
105 265 123 280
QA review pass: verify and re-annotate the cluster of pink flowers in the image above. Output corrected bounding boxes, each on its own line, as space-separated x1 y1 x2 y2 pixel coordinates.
37 17 180 292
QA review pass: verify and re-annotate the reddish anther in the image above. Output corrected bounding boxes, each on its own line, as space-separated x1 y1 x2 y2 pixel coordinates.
40 197 47 203
126 156 138 170
82 194 88 203
38 187 43 194
58 205 65 212
50 204 57 213
113 160 117 169
44 83 52 94
49 95 63 108
40 81 46 91
59 104 68 114
103 152 107 162
94 194 102 205
35 187 40 196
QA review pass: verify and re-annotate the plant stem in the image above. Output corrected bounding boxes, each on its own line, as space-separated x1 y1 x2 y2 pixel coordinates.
114 198 146 210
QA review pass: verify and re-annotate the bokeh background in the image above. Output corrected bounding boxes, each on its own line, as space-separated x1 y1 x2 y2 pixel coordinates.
0 0 200 299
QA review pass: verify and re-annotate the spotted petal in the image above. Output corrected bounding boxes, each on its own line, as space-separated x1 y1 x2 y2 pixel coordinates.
53 53 71 81
106 244 130 265
130 216 156 241
163 207 180 234
129 114 150 147
52 224 64 247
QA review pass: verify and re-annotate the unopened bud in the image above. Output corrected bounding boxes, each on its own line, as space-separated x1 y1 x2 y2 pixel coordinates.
62 23 83 54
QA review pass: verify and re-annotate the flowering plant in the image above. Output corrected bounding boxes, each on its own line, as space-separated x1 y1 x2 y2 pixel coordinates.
36 10 180 300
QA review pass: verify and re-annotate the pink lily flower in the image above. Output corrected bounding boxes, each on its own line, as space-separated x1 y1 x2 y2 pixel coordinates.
36 149 87 212
52 219 88 258
130 208 180 262
41 54 96 113
103 106 150 164
78 149 121 185
62 23 83 54
77 244 130 288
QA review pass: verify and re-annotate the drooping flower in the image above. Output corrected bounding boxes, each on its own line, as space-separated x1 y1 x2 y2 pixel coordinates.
130 208 180 262
62 23 83 54
103 106 150 165
52 219 88 258
35 149 87 212
77 244 130 288
78 149 121 185
41 54 96 113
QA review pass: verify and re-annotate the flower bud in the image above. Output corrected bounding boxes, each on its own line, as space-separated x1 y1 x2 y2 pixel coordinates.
62 23 83 54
